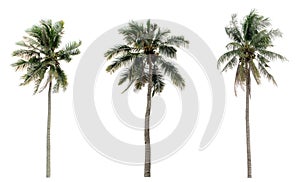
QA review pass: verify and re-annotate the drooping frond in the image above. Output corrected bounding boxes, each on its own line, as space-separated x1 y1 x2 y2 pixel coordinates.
217 49 241 69
256 54 270 64
52 66 68 93
234 63 246 95
151 69 165 96
158 45 177 59
38 75 51 93
20 61 45 86
118 56 145 87
258 63 277 85
157 57 185 89
249 61 261 84
133 74 147 92
33 67 48 94
222 56 238 72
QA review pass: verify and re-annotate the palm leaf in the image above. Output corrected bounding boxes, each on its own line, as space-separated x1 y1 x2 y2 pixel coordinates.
104 44 133 60
222 56 238 72
249 61 261 84
157 58 185 89
217 49 240 69
258 63 277 85
158 45 177 59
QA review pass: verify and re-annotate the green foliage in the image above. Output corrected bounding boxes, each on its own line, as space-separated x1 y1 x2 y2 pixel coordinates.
12 19 81 94
218 10 286 95
105 20 189 96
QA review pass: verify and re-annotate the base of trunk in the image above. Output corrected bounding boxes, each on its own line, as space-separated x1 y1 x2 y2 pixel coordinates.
144 163 151 177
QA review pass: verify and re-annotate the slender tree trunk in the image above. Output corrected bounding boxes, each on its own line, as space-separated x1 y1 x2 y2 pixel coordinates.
144 54 152 177
245 68 252 178
46 80 52 178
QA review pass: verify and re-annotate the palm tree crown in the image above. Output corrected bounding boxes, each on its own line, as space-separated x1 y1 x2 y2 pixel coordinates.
218 10 286 95
12 20 81 93
105 19 188 95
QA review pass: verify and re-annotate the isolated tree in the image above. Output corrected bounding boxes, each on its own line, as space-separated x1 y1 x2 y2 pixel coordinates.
218 10 286 178
12 20 81 178
105 20 189 177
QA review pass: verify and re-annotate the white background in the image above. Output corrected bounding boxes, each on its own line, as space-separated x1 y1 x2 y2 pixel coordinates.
0 0 299 181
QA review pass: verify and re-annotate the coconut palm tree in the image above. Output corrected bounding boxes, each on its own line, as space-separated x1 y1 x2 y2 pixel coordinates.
218 10 286 178
12 20 81 178
105 20 189 177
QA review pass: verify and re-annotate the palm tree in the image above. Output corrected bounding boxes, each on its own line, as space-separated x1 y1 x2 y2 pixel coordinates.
105 20 189 177
12 20 81 178
218 10 286 178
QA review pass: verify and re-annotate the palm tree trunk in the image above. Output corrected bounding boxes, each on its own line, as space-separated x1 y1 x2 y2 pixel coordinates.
46 80 52 178
144 55 152 177
245 69 252 178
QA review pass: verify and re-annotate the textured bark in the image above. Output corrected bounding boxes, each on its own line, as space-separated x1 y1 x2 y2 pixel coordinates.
144 55 152 177
245 68 252 178
46 80 52 178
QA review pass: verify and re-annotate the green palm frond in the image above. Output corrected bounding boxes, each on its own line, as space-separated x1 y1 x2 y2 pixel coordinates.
250 30 271 49
249 61 261 84
11 59 31 71
165 36 189 47
158 45 177 58
52 21 64 47
226 42 242 50
12 49 40 59
151 70 165 96
157 57 185 89
58 41 82 62
106 52 140 73
258 63 277 85
234 64 246 95
256 54 271 67
119 21 145 45
118 69 130 86
20 61 45 86
133 75 148 92
153 28 170 43
104 44 134 60
118 57 145 85
53 66 68 93
33 67 48 94
257 49 286 61
222 56 238 72
243 10 271 41
218 49 241 69
38 75 51 93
